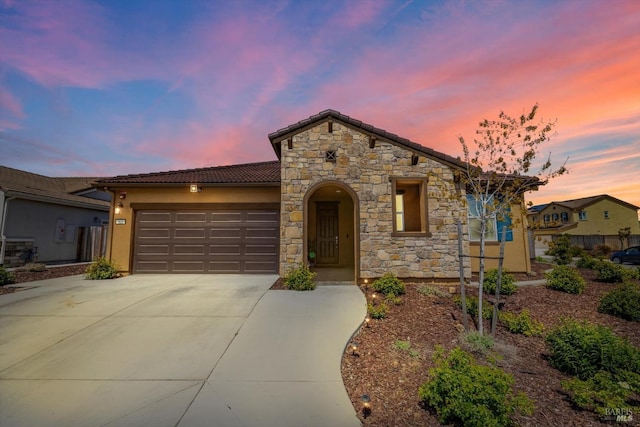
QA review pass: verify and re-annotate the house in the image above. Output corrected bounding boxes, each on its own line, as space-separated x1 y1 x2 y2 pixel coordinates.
0 166 111 267
96 110 535 280
528 195 640 250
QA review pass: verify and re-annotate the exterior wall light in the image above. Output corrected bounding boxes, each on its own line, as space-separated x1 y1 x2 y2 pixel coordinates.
190 185 202 193
119 191 127 199
115 202 123 215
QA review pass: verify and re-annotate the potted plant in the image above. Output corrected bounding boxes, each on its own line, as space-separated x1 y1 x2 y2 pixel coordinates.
308 250 316 267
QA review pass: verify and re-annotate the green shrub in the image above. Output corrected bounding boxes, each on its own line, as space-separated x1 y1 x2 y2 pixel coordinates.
498 309 545 337
418 346 533 427
417 285 450 298
454 295 494 320
283 264 316 290
545 319 640 380
385 292 402 305
598 282 640 321
85 257 119 280
561 370 640 418
592 244 612 258
594 260 639 283
393 339 421 357
371 272 405 296
367 301 388 319
548 234 572 265
482 268 517 295
463 332 495 354
545 265 585 294
0 266 16 286
576 254 599 269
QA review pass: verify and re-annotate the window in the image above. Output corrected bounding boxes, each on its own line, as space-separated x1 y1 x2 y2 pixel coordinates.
552 213 559 222
543 214 550 224
604 210 609 219
391 178 429 236
579 211 588 221
561 212 569 222
467 195 513 242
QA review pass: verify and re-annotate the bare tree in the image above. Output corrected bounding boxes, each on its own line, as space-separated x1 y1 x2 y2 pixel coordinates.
458 104 567 334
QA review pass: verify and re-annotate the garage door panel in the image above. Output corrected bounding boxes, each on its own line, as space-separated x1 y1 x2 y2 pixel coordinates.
138 212 172 222
175 212 207 223
137 228 171 238
246 211 279 222
137 245 170 255
211 212 243 223
173 245 205 255
135 261 170 272
134 208 279 274
174 228 206 238
246 227 278 238
210 228 242 238
172 261 205 272
209 245 242 255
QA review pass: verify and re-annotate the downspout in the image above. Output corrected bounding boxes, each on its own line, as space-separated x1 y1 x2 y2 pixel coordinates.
0 193 16 266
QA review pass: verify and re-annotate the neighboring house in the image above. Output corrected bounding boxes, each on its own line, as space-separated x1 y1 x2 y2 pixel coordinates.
0 166 111 267
96 109 535 280
528 195 640 250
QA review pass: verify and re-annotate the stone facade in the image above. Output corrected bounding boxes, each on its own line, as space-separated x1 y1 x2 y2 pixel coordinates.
279 121 471 279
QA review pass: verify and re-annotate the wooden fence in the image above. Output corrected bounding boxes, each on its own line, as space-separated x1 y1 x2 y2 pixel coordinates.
551 234 640 250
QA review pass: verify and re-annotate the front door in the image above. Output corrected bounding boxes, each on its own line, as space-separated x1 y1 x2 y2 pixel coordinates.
316 202 339 265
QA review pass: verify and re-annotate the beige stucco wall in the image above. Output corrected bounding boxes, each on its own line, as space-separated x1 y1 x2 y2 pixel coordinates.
105 186 280 274
278 120 472 279
469 201 532 273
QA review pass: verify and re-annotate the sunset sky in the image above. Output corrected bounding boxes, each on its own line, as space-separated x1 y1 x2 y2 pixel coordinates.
1 0 639 209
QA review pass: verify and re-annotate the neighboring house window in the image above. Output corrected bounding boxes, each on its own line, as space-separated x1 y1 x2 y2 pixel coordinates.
552 213 559 222
391 178 429 236
604 210 609 219
467 194 513 242
579 211 588 220
561 212 569 222
543 214 550 224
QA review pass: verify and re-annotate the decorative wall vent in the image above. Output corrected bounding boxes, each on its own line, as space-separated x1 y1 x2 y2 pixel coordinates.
325 150 337 162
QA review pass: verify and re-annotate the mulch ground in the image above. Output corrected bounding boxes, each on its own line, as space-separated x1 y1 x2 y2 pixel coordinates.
0 264 89 295
341 262 640 426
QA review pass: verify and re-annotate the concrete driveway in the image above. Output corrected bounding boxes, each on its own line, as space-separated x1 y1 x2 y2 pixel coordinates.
0 274 365 427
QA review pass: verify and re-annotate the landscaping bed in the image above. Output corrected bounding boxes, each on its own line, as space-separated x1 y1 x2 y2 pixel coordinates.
0 264 89 295
341 262 639 426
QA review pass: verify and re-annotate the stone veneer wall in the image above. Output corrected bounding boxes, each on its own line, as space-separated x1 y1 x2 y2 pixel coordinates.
279 121 471 279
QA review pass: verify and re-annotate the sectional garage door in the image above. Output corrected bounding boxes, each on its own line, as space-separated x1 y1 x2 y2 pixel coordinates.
133 208 279 273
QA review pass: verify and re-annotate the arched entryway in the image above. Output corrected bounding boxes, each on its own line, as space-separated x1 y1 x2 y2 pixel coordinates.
304 181 359 282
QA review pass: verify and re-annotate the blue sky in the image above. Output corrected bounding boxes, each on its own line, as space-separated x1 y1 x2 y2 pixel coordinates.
1 0 639 208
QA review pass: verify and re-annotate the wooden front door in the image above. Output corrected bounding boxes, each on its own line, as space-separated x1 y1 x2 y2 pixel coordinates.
316 202 339 265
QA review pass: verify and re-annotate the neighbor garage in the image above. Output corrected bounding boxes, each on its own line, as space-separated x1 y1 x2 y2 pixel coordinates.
133 207 279 273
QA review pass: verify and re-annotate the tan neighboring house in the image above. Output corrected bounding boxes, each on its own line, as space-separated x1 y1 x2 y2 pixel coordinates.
528 195 640 250
96 110 535 280
0 166 110 267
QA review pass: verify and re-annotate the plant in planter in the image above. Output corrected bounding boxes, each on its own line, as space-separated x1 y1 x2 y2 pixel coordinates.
308 250 316 267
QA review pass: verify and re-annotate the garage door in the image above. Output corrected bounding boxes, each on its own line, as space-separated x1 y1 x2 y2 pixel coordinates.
133 209 279 273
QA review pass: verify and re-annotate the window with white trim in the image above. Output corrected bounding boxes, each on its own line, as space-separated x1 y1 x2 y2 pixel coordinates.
579 211 588 221
467 194 513 242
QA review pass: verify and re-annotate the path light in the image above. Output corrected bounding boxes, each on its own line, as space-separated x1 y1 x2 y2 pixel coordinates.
364 316 371 327
361 394 371 418
351 341 359 356
372 292 376 300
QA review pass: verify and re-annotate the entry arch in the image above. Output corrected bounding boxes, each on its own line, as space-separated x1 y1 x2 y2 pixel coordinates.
303 181 359 281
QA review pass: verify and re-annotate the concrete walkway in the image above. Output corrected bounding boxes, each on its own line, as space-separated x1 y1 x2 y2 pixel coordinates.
0 274 365 427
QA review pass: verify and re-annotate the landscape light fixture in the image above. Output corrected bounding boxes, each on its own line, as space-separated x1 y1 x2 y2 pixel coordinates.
361 394 371 418
351 341 359 356
364 316 371 327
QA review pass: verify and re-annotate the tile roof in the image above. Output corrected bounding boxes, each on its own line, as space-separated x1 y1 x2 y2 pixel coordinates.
554 194 639 211
96 160 281 185
0 165 110 209
268 109 468 169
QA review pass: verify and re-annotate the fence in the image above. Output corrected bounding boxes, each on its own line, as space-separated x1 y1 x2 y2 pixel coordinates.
78 225 108 262
551 234 640 251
